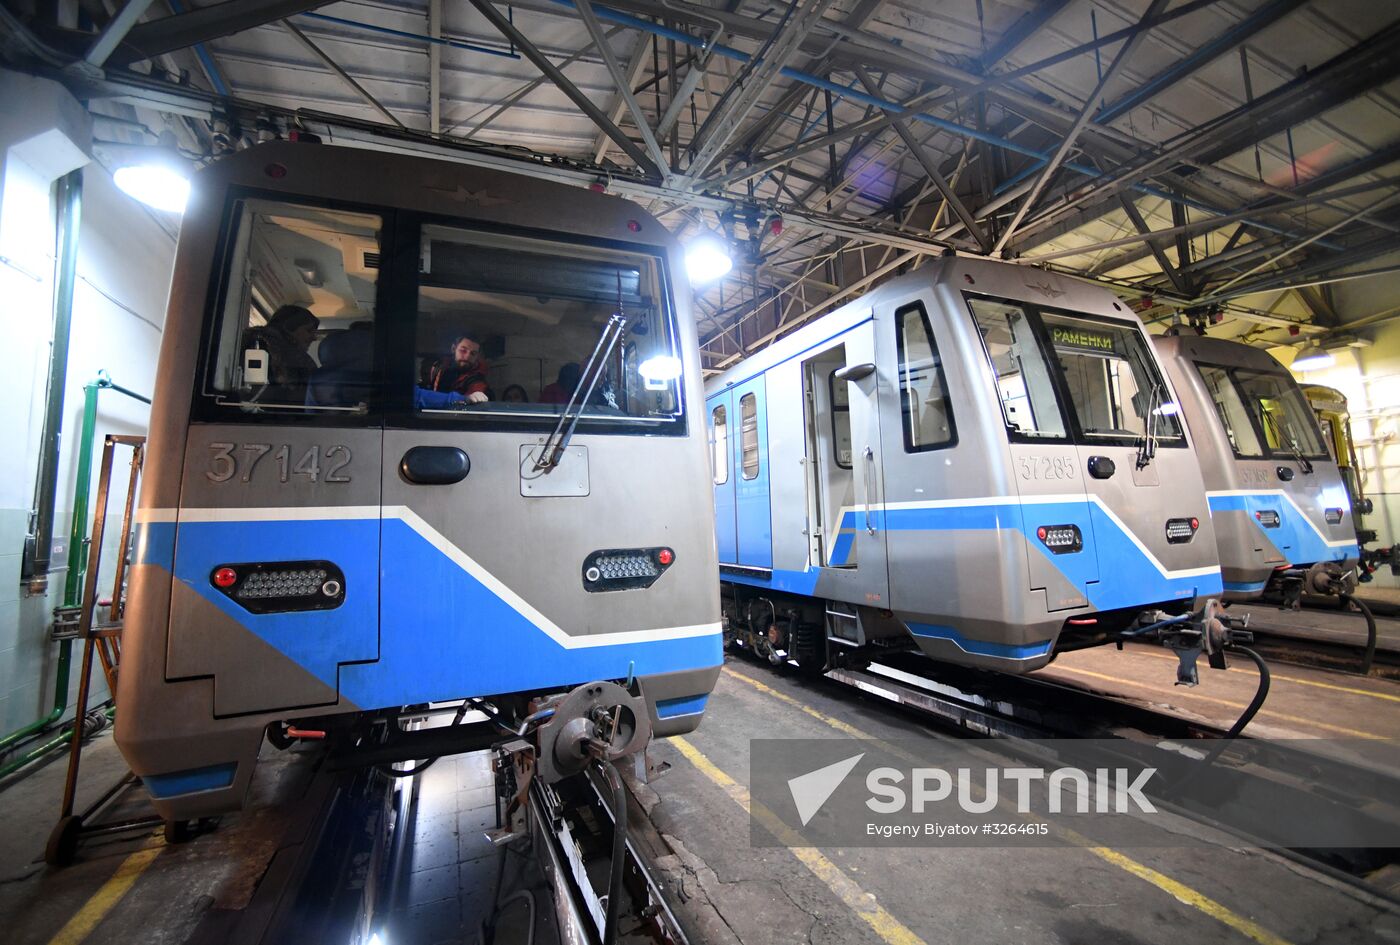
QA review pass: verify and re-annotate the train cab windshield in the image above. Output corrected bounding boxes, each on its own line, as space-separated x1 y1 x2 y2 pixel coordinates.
967 296 1184 446
201 197 684 431
1194 363 1327 460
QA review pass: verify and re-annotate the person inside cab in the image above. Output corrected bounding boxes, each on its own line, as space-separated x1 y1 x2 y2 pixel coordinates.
246 304 319 404
425 334 491 403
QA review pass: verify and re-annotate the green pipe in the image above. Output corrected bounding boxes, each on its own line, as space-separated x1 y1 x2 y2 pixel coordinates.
0 373 146 757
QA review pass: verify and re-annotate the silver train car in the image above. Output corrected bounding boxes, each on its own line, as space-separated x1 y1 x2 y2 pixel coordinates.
117 142 722 822
706 258 1223 674
1153 334 1360 600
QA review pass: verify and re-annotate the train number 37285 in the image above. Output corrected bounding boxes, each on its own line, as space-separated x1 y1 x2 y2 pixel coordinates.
1017 455 1076 480
206 443 352 484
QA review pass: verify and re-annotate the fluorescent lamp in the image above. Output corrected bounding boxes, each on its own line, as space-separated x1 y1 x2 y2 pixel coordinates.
1292 343 1335 371
684 233 733 284
639 354 683 381
1152 402 1180 416
113 160 190 213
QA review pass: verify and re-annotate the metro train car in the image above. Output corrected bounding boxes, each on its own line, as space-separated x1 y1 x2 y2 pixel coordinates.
706 257 1223 675
1153 334 1360 600
117 141 722 824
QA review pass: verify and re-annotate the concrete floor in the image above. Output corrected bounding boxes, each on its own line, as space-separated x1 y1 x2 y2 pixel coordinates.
639 658 1400 945
2 657 1398 945
1037 640 1400 746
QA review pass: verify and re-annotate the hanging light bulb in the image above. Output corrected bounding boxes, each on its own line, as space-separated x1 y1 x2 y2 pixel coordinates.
1292 341 1335 371
110 134 193 214
684 232 733 284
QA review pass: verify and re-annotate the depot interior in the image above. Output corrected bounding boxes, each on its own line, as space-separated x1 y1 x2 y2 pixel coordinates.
3 2 1400 945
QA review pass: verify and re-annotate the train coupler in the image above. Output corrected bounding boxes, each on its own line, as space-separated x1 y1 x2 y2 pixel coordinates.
1125 599 1254 686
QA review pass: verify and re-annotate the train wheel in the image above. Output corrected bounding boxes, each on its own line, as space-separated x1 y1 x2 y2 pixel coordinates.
793 623 827 675
164 819 194 844
45 815 83 866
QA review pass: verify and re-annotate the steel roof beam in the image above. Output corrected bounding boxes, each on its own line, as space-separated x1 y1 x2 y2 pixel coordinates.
1095 0 1311 125
1009 20 1400 251
854 65 990 253
592 32 652 162
1026 175 1400 265
281 19 405 129
992 0 1172 253
685 0 841 182
1117 194 1192 296
574 0 669 172
732 0 887 157
466 0 661 177
85 0 159 67
107 0 337 66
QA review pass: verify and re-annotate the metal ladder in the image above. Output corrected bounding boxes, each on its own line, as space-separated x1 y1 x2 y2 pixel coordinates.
46 433 161 866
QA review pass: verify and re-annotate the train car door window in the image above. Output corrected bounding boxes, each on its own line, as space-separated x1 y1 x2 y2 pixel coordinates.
896 301 956 451
967 298 1066 439
711 404 729 484
205 200 384 415
827 368 854 468
1196 364 1264 457
740 393 760 480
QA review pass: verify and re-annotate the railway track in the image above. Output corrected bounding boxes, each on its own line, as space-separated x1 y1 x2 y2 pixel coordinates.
730 642 1400 902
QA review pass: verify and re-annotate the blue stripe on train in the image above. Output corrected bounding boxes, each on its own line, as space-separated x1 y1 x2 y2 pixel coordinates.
907 622 1052 660
152 516 722 712
656 694 709 718
1206 493 1358 566
838 499 1221 609
144 762 236 798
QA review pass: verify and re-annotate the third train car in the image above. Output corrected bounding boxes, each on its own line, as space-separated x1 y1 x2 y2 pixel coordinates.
706 258 1223 674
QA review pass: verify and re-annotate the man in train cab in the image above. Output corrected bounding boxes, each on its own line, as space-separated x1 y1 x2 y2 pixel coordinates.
245 304 319 404
540 362 582 404
425 333 491 403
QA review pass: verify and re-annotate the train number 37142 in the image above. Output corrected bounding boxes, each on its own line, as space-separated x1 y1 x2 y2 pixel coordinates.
206 443 352 483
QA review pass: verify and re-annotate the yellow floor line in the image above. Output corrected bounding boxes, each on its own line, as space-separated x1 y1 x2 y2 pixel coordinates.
721 666 1296 945
1049 665 1384 739
1123 648 1400 704
1085 845 1291 945
46 840 163 945
672 736 927 945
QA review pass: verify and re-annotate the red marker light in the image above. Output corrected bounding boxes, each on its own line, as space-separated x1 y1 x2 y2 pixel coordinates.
1036 526 1047 541
657 548 675 566
626 219 642 232
1190 517 1199 530
213 567 238 588
264 163 287 179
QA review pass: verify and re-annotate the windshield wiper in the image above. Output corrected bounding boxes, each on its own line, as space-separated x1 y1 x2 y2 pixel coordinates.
1136 381 1162 470
1259 407 1314 474
533 311 629 473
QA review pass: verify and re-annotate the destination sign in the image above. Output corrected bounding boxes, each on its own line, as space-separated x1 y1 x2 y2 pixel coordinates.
1051 326 1117 353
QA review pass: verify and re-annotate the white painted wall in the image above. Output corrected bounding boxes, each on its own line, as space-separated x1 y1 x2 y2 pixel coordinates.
0 70 176 742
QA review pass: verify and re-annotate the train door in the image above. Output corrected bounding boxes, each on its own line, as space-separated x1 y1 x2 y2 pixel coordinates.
967 297 1096 609
708 392 737 564
1040 311 1200 596
731 376 773 569
166 198 387 716
800 320 890 604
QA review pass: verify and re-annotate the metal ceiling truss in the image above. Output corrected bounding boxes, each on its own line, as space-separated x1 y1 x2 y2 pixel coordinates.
13 0 1400 352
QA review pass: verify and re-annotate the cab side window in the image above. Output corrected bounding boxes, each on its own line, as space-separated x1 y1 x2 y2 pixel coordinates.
897 302 955 451
206 199 383 415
